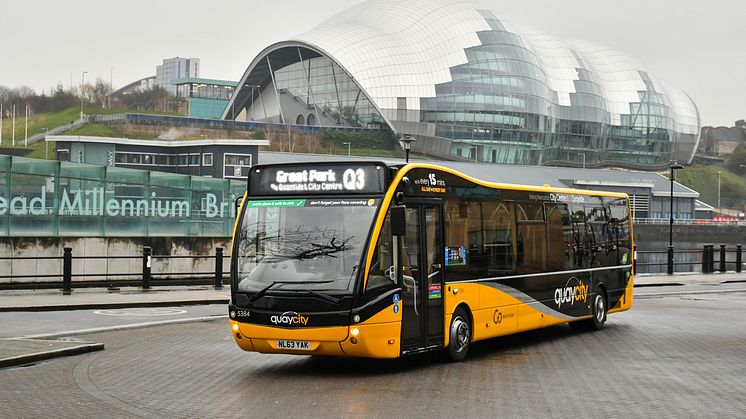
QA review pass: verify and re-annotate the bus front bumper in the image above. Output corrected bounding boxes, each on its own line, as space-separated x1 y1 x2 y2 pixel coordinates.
229 320 401 358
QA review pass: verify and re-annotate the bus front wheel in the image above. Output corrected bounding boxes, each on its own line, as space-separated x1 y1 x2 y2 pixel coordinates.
446 307 471 362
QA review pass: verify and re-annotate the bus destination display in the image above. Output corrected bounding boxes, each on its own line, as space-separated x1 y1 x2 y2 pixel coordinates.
249 163 386 195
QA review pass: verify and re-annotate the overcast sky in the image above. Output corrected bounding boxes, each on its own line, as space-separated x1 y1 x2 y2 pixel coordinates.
1 0 743 126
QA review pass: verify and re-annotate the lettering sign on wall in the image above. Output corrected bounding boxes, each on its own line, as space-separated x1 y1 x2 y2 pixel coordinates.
0 186 236 218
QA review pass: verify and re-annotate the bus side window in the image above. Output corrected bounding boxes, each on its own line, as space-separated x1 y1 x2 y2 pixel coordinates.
570 205 586 269
609 198 632 255
482 201 515 274
444 199 486 280
545 203 572 271
516 202 546 274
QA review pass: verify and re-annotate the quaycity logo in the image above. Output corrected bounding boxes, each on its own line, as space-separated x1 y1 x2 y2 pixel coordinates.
270 311 309 326
554 277 589 309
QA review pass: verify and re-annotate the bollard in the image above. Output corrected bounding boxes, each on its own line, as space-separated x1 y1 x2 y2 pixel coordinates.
737 244 742 273
62 247 73 295
720 244 727 273
667 245 674 275
142 246 152 289
707 245 716 274
214 247 223 289
701 244 709 274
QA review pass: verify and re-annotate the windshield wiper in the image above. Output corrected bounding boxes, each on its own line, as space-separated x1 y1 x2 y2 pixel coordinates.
290 289 342 304
248 280 334 302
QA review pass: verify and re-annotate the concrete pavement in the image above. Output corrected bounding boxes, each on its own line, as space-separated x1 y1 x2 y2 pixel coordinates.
0 285 229 312
2 272 746 369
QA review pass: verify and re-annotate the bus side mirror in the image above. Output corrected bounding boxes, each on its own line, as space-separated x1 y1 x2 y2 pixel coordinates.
391 205 406 236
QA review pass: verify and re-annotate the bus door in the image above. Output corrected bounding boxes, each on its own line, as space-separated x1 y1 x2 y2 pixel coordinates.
400 201 444 352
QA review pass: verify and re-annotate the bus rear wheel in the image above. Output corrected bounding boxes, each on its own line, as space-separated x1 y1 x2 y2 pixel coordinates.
446 307 471 362
570 289 607 331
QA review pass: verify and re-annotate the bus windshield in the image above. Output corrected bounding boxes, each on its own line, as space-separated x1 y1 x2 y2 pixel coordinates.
236 198 379 294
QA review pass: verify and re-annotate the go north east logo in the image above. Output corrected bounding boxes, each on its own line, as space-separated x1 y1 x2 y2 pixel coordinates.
554 278 589 309
270 311 309 326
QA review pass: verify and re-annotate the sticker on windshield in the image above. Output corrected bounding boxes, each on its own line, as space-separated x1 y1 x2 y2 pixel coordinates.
307 199 378 207
247 199 306 208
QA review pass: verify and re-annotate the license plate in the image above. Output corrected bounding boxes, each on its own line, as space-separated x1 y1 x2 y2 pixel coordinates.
276 340 311 350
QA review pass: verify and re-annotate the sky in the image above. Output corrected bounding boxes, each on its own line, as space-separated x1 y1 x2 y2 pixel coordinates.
1 0 743 127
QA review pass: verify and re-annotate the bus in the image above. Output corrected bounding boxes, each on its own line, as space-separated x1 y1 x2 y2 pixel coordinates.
228 161 633 361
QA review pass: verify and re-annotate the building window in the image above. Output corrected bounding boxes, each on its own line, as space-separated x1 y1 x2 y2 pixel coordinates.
224 153 253 179
189 153 200 166
203 153 213 166
126 154 142 164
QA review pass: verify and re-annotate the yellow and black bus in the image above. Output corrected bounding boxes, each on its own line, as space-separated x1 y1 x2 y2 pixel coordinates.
229 161 633 361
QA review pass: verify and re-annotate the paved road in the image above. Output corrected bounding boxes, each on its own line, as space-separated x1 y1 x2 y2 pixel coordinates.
0 304 226 338
2 291 745 418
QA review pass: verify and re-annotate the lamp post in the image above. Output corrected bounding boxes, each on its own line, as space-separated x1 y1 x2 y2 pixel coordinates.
42 128 49 159
80 71 88 120
668 162 684 274
343 141 351 157
399 134 416 163
108 66 114 109
717 170 722 210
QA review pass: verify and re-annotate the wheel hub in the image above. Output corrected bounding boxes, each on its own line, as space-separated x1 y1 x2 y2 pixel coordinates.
595 295 605 322
451 317 470 352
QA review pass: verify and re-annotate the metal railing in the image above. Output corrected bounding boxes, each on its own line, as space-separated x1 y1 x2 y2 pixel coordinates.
91 113 383 133
0 246 227 293
635 244 743 275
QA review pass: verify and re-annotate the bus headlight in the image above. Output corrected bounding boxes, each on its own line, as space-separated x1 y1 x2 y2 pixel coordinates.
232 323 239 332
230 311 236 319
351 328 360 337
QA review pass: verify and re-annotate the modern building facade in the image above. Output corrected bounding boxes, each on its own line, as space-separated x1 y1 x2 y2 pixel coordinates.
173 78 238 119
49 136 268 180
223 0 700 170
156 57 200 95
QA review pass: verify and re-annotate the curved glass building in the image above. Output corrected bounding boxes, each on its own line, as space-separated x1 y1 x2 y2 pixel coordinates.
223 0 700 169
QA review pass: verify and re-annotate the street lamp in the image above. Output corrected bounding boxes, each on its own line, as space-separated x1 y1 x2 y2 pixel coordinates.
717 170 722 210
399 134 416 163
343 141 351 157
668 162 684 274
80 71 88 120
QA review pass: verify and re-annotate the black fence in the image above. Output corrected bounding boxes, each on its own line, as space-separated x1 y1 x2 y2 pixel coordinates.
0 246 227 293
2 243 743 292
635 244 743 275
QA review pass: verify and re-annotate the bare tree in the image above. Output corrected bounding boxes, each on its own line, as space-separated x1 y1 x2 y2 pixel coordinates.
91 78 112 108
